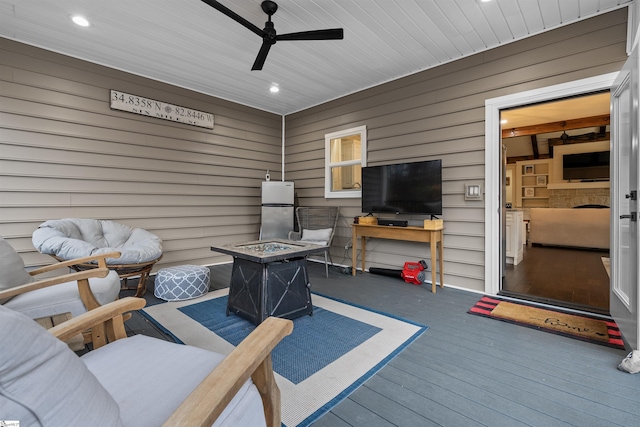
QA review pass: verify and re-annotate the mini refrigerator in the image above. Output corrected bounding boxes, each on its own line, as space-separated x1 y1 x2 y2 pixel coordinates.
260 181 294 240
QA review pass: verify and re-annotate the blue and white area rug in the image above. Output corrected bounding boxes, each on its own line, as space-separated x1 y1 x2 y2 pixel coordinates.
142 289 428 427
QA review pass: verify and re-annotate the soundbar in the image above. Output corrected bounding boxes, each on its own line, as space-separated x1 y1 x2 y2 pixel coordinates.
378 219 408 227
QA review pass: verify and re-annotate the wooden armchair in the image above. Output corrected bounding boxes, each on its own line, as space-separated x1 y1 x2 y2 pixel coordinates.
0 297 293 426
0 236 121 320
0 241 122 345
1 252 121 310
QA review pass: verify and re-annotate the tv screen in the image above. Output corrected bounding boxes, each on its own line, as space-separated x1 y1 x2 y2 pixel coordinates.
361 159 442 215
562 151 610 181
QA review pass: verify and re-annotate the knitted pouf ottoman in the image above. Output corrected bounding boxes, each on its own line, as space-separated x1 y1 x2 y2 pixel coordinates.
154 265 210 301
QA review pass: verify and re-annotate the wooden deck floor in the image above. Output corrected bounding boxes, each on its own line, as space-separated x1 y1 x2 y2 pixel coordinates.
123 262 639 427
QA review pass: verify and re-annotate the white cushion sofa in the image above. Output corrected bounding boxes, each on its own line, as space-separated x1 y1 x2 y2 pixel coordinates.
529 207 610 250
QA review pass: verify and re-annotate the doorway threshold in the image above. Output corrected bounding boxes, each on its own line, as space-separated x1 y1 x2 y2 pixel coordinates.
498 290 611 318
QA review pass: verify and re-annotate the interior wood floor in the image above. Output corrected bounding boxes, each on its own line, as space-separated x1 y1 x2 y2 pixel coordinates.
122 261 638 427
502 244 610 315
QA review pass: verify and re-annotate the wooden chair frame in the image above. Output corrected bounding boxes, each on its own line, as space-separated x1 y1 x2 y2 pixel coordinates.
0 251 122 344
50 297 293 427
53 254 162 298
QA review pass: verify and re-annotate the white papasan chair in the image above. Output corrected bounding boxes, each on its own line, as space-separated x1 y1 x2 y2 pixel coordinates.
33 218 163 297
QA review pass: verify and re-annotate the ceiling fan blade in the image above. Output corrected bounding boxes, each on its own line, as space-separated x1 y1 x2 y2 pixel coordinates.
203 1 344 70
276 28 344 41
200 0 264 38
252 41 273 71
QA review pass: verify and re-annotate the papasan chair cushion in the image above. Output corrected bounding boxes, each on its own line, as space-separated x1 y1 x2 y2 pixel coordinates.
32 218 163 265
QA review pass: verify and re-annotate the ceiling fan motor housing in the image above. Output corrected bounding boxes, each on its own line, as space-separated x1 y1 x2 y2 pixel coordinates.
264 21 276 42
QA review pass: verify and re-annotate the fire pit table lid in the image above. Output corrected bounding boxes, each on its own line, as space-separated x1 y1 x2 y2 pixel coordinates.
210 239 327 264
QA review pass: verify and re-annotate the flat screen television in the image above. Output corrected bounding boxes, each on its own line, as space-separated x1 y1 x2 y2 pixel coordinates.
361 159 442 216
562 151 610 181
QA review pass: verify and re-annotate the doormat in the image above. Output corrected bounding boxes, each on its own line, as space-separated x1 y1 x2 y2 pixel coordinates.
468 296 624 349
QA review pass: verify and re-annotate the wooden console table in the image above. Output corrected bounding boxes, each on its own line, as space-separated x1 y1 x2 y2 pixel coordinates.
351 224 444 293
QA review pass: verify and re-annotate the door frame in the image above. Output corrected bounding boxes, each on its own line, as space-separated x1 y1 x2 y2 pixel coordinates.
484 73 619 295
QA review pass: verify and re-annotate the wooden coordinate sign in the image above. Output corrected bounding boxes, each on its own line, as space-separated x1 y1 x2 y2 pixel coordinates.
110 90 214 129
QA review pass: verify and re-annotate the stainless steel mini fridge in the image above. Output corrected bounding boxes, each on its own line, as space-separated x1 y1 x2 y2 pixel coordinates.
260 181 294 239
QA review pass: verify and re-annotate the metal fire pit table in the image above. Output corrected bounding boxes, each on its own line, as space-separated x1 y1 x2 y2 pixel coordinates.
210 239 328 325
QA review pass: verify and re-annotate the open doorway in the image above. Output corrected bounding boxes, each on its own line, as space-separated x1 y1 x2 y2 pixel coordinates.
500 93 611 315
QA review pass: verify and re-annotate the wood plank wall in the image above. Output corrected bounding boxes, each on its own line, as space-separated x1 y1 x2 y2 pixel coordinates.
0 38 282 269
285 9 628 292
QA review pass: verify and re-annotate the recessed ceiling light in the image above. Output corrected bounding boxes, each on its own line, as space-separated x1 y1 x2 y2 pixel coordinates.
269 85 280 93
500 119 508 124
71 15 91 27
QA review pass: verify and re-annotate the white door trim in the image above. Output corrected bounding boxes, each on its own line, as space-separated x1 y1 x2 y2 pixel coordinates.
484 73 619 295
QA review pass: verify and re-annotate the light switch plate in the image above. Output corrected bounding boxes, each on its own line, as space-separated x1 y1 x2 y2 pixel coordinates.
465 183 483 201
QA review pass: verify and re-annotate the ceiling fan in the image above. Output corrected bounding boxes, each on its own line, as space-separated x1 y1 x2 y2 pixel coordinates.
201 0 344 70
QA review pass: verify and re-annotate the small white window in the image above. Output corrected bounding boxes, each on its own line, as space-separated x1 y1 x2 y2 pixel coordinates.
324 125 367 198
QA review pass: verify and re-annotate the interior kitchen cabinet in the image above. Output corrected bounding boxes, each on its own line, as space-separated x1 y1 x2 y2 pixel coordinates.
505 210 524 265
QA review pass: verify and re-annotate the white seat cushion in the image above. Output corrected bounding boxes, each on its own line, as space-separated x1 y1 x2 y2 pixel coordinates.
4 270 121 318
0 305 123 426
82 335 267 427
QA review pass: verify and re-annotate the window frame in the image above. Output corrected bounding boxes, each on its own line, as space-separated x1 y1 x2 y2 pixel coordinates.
324 125 367 199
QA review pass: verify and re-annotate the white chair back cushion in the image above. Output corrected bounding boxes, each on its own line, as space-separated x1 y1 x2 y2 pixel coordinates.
82 334 266 427
0 304 123 426
300 228 332 245
0 237 34 303
4 270 121 318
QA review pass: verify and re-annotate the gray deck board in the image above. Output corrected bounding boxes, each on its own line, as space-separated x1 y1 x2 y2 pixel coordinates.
346 385 441 426
315 398 396 427
418 340 640 422
123 261 640 427
383 359 535 427
359 374 488 427
404 344 622 426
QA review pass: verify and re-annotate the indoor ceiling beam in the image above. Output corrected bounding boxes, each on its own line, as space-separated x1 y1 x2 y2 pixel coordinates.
502 114 610 139
530 134 539 159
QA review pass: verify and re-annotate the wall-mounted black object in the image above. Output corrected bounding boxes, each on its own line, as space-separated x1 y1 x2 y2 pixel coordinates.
361 159 442 216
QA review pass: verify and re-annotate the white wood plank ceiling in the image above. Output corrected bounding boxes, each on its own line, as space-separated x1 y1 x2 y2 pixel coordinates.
0 0 632 115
